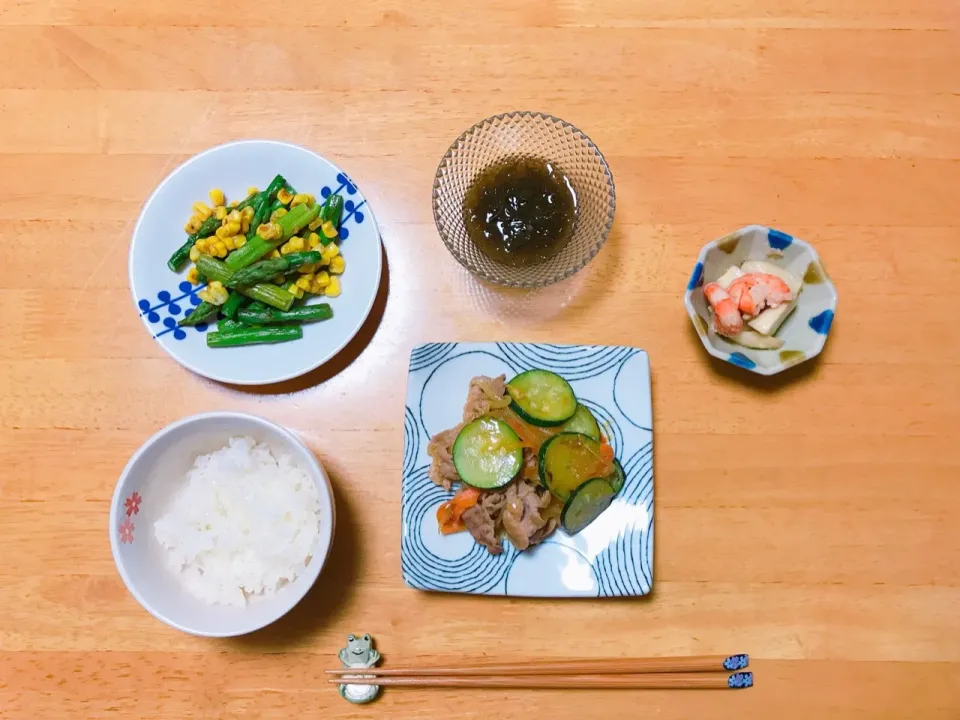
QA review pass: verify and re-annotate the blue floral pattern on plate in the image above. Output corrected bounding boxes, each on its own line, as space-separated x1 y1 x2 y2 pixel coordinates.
401 342 654 598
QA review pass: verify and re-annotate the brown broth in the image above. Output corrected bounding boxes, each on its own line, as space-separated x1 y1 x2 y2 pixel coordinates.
463 157 578 267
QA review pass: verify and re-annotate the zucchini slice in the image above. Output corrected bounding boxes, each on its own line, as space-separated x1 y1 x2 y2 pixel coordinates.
538 432 613 502
452 417 524 490
561 403 601 441
506 370 577 427
606 458 625 494
561 477 616 535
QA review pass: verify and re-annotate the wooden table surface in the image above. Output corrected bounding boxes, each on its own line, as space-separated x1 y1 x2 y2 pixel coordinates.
2 0 959 717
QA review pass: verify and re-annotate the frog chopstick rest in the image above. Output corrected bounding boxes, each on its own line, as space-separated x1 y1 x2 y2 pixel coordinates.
337 633 381 704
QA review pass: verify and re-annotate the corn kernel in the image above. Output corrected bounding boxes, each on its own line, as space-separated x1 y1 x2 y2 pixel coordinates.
213 241 228 257
241 205 255 219
321 221 338 239
223 236 236 251
325 276 341 297
195 238 208 253
186 266 200 284
241 217 251 234
189 246 200 262
216 221 241 239
314 271 331 289
214 206 228 221
277 188 293 205
269 249 282 259
329 256 345 274
308 218 323 232
289 236 305 251
270 207 288 222
280 242 293 255
326 243 340 258
192 201 213 220
209 188 225 207
298 262 317 274
228 200 239 208
227 209 241 224
198 280 229 305
257 222 281 241
304 193 316 207
296 275 313 290
247 186 259 197
184 220 200 234
290 193 311 208
234 236 247 248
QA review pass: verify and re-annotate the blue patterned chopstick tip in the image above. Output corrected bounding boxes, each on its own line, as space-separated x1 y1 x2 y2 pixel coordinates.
728 672 753 689
723 654 749 671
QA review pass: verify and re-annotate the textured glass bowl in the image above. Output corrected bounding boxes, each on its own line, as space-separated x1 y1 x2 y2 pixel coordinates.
433 112 616 288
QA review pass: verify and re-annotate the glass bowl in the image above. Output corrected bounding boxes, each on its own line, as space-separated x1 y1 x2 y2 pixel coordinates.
432 111 616 288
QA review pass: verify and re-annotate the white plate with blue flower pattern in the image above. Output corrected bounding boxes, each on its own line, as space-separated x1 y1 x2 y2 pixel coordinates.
129 140 382 385
402 342 654 597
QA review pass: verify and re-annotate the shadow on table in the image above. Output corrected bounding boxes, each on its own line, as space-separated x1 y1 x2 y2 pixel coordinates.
220 243 390 395
453 222 624 325
227 463 360 650
686 319 828 392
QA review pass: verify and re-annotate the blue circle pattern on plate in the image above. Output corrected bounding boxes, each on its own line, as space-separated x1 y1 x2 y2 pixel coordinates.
594 440 654 596
402 343 655 596
495 342 635 382
401 466 516 593
402 406 420 478
140 172 368 340
409 343 458 373
137 281 209 340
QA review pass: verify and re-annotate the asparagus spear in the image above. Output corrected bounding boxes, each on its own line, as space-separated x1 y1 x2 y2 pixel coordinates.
207 325 302 348
220 291 248 320
318 194 345 245
237 303 333 326
167 216 220 271
166 176 286 272
178 301 218 327
196 255 295 311
225 204 320 271
226 251 321 288
217 317 251 332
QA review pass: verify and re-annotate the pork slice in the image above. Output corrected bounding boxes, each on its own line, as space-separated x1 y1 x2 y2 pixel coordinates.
426 425 462 491
462 504 503 555
480 489 506 518
500 479 559 551
463 374 508 423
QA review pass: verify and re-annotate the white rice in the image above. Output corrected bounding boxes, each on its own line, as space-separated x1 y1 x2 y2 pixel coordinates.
154 436 320 607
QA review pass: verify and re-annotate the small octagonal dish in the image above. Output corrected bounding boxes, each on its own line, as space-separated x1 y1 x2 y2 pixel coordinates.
684 225 837 376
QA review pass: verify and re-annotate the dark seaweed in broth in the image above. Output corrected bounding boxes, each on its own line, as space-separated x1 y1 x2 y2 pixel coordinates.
463 157 578 267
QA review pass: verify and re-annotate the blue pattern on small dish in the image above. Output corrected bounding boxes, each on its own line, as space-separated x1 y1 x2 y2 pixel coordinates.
727 352 757 370
687 262 704 291
808 309 834 335
683 225 838 376
402 342 654 598
768 228 793 250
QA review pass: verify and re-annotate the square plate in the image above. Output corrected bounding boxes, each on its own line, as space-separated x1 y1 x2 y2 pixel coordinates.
401 342 654 597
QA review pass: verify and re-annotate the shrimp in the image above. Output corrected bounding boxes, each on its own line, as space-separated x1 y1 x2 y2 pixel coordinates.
726 273 793 318
703 282 743 337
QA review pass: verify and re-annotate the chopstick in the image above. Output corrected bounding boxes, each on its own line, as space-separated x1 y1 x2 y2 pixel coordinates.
326 654 749 677
326 671 753 690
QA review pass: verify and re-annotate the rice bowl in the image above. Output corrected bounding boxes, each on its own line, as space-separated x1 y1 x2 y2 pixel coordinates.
109 412 335 637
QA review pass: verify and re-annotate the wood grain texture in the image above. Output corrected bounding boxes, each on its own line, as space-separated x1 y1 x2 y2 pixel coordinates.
1 0 958 717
